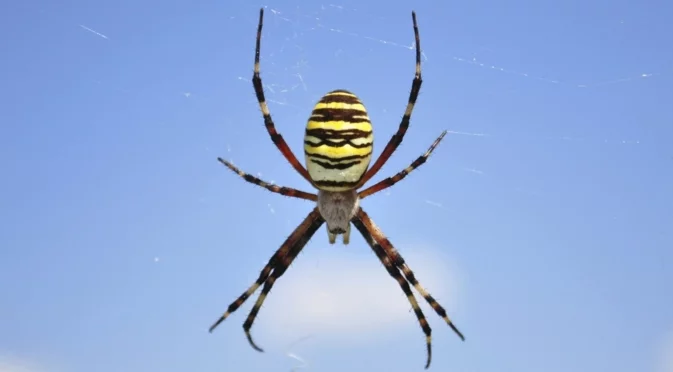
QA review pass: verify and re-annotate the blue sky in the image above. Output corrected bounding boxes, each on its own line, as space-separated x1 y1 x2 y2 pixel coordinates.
1 0 672 371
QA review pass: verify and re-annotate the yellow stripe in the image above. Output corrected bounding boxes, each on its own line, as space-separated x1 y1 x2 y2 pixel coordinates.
324 91 357 97
312 102 367 112
305 143 372 158
306 120 371 131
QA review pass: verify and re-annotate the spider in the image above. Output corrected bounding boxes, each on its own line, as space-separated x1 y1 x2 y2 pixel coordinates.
209 8 465 369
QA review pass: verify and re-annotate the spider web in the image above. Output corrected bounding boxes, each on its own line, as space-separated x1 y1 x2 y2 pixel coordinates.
3 2 672 372
221 5 661 216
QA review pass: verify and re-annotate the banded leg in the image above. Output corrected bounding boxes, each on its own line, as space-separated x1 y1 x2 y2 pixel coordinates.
252 8 315 186
356 11 423 189
358 131 446 200
217 158 317 202
356 208 465 342
209 208 325 351
242 209 324 351
351 218 434 369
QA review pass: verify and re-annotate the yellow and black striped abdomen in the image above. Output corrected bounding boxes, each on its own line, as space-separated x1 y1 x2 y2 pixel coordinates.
304 90 373 191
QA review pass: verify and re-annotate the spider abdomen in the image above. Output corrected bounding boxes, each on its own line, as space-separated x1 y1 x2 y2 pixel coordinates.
304 90 373 191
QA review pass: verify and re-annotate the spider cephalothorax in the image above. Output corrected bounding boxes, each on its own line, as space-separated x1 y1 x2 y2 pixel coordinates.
209 8 464 369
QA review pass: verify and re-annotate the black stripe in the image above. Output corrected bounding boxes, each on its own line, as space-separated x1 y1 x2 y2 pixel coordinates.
329 89 354 94
310 159 362 170
314 179 360 188
304 139 372 149
319 90 361 104
306 128 371 140
309 108 370 123
304 150 372 162
309 116 371 124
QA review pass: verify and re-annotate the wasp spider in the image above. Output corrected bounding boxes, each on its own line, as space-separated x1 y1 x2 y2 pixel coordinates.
210 8 464 369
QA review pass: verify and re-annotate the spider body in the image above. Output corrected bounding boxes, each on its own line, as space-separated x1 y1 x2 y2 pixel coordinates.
317 189 359 244
210 8 464 369
305 89 372 243
304 89 373 191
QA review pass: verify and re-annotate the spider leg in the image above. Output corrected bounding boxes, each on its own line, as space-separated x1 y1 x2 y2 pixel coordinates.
243 209 324 351
356 11 423 189
252 8 315 187
358 131 446 199
351 217 434 369
355 208 465 342
217 158 317 201
209 208 325 352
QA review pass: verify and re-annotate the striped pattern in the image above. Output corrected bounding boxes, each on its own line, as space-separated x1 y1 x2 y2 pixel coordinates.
209 208 325 344
304 90 373 191
358 131 447 200
354 208 466 369
217 157 317 202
